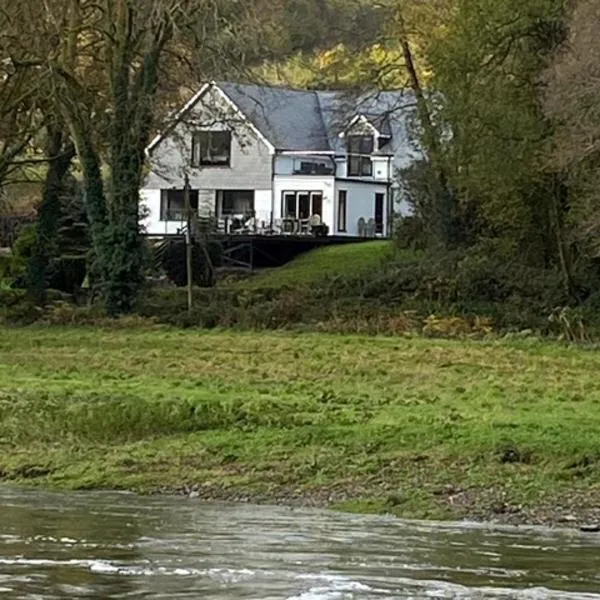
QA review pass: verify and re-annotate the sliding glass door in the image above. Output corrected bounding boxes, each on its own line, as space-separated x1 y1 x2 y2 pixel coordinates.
282 191 323 219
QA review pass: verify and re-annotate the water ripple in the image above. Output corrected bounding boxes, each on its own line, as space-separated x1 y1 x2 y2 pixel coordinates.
0 487 599 599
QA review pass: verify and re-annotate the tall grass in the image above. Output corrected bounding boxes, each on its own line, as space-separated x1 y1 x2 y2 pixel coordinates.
2 326 600 520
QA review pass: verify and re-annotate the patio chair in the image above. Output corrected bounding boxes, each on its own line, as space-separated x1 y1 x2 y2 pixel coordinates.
366 218 376 238
243 216 257 233
357 217 366 237
229 216 245 233
282 218 296 234
299 218 311 235
309 214 327 237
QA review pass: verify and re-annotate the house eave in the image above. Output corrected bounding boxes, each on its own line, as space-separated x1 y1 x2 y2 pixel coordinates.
277 150 336 155
145 81 277 157
146 82 212 155
335 177 392 185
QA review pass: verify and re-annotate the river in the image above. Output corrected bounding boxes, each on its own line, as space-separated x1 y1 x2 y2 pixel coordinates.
0 487 599 599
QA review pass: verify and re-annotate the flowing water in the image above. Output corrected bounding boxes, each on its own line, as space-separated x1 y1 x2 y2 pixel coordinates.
0 487 599 599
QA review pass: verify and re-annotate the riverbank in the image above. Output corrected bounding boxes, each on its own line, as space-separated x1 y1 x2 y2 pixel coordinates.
1 326 600 528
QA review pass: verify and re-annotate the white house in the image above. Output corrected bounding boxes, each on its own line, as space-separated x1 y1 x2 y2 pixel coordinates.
141 81 420 238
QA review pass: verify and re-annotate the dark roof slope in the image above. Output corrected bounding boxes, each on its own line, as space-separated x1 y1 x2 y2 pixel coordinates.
218 82 419 160
218 82 330 151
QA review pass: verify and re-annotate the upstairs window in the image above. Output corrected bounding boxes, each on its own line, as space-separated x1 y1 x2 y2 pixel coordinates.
296 161 334 175
347 135 373 177
191 131 231 167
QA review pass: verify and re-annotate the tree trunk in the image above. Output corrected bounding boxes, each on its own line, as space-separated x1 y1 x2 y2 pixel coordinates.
550 175 576 301
400 35 456 248
27 125 75 304
100 20 168 315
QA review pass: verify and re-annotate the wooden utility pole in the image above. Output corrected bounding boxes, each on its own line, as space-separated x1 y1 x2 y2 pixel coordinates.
184 174 193 313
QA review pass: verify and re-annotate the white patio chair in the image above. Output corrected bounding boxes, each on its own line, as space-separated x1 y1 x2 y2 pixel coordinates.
357 217 366 237
366 218 376 238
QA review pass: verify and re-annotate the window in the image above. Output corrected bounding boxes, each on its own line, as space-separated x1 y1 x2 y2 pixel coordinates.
311 194 323 218
218 190 254 216
375 192 385 235
284 192 297 218
337 190 347 232
347 135 373 177
296 161 334 175
191 131 231 167
160 189 199 221
378 136 391 151
282 191 323 219
298 193 310 219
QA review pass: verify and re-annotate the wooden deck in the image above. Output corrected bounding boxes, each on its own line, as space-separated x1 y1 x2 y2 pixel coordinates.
146 232 378 270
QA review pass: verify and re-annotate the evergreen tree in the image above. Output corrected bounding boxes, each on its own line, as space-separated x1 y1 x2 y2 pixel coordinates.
27 125 75 304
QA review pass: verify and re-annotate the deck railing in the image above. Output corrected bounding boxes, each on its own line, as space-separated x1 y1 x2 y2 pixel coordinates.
169 212 330 238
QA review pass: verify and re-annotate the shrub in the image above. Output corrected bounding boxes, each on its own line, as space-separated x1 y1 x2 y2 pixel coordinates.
41 302 103 326
422 314 494 338
9 224 37 285
158 239 223 287
0 288 39 325
394 215 427 251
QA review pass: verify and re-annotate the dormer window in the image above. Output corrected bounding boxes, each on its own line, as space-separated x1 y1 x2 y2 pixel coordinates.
191 131 231 167
347 135 373 177
378 135 391 151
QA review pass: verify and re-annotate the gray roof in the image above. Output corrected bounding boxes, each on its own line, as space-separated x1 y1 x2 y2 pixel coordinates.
217 82 421 164
219 82 330 151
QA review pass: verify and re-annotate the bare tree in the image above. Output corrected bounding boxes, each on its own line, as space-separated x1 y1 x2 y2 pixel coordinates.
544 0 600 257
0 7 47 209
3 0 285 312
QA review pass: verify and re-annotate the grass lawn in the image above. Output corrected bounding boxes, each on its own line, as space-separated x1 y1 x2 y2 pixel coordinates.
227 240 394 289
1 325 600 524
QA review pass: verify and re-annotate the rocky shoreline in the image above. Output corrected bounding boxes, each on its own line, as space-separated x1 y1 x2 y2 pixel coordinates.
153 481 600 533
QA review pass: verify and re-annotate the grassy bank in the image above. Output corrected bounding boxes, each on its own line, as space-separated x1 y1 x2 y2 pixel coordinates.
134 239 591 337
1 325 600 525
227 241 394 290
3 239 594 339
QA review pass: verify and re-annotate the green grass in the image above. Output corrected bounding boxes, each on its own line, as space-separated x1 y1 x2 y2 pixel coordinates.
1 325 600 522
228 240 393 289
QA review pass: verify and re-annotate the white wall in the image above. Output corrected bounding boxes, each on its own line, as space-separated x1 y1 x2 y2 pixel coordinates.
273 175 335 229
274 156 295 175
141 189 183 235
333 180 389 237
334 157 347 179
254 190 272 226
372 157 392 181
